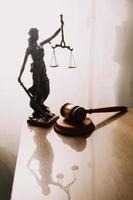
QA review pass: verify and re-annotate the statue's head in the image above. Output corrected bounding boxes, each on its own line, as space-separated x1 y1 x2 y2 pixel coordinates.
28 28 39 42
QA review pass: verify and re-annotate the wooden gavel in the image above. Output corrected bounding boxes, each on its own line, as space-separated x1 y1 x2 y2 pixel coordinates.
60 103 128 124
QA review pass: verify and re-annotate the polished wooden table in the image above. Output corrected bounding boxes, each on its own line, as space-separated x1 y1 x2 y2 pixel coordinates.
11 109 133 200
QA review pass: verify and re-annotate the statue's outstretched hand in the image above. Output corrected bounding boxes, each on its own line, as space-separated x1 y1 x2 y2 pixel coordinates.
18 76 21 83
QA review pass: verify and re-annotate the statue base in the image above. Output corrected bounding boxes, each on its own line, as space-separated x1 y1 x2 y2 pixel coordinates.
54 117 95 137
27 114 59 128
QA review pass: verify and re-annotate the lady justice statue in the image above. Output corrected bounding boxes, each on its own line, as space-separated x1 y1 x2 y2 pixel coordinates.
18 21 61 127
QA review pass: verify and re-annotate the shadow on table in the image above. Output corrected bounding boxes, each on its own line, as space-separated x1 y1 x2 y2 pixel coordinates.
0 147 16 200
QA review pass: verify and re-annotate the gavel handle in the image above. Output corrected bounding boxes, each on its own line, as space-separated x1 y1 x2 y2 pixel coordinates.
86 106 128 114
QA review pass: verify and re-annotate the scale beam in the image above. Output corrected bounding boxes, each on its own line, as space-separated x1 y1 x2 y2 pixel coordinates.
52 14 73 51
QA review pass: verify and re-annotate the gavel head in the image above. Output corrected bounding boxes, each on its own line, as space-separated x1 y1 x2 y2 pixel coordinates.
60 103 86 124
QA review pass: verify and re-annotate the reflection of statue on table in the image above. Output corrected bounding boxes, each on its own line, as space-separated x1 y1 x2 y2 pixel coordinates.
18 25 61 127
27 127 79 199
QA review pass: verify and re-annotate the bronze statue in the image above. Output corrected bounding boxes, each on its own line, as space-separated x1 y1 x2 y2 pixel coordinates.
18 26 61 127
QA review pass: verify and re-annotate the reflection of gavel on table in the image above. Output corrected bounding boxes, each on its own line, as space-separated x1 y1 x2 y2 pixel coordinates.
54 103 128 137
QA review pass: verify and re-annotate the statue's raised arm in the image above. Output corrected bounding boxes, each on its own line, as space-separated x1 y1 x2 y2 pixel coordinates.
40 28 61 46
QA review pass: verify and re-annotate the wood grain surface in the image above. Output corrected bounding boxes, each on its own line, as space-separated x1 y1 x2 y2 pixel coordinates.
11 109 133 200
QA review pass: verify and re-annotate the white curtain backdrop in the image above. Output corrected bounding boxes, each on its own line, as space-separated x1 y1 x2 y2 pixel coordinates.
92 0 133 108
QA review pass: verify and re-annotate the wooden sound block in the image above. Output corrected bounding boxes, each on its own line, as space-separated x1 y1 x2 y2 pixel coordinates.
54 117 95 137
